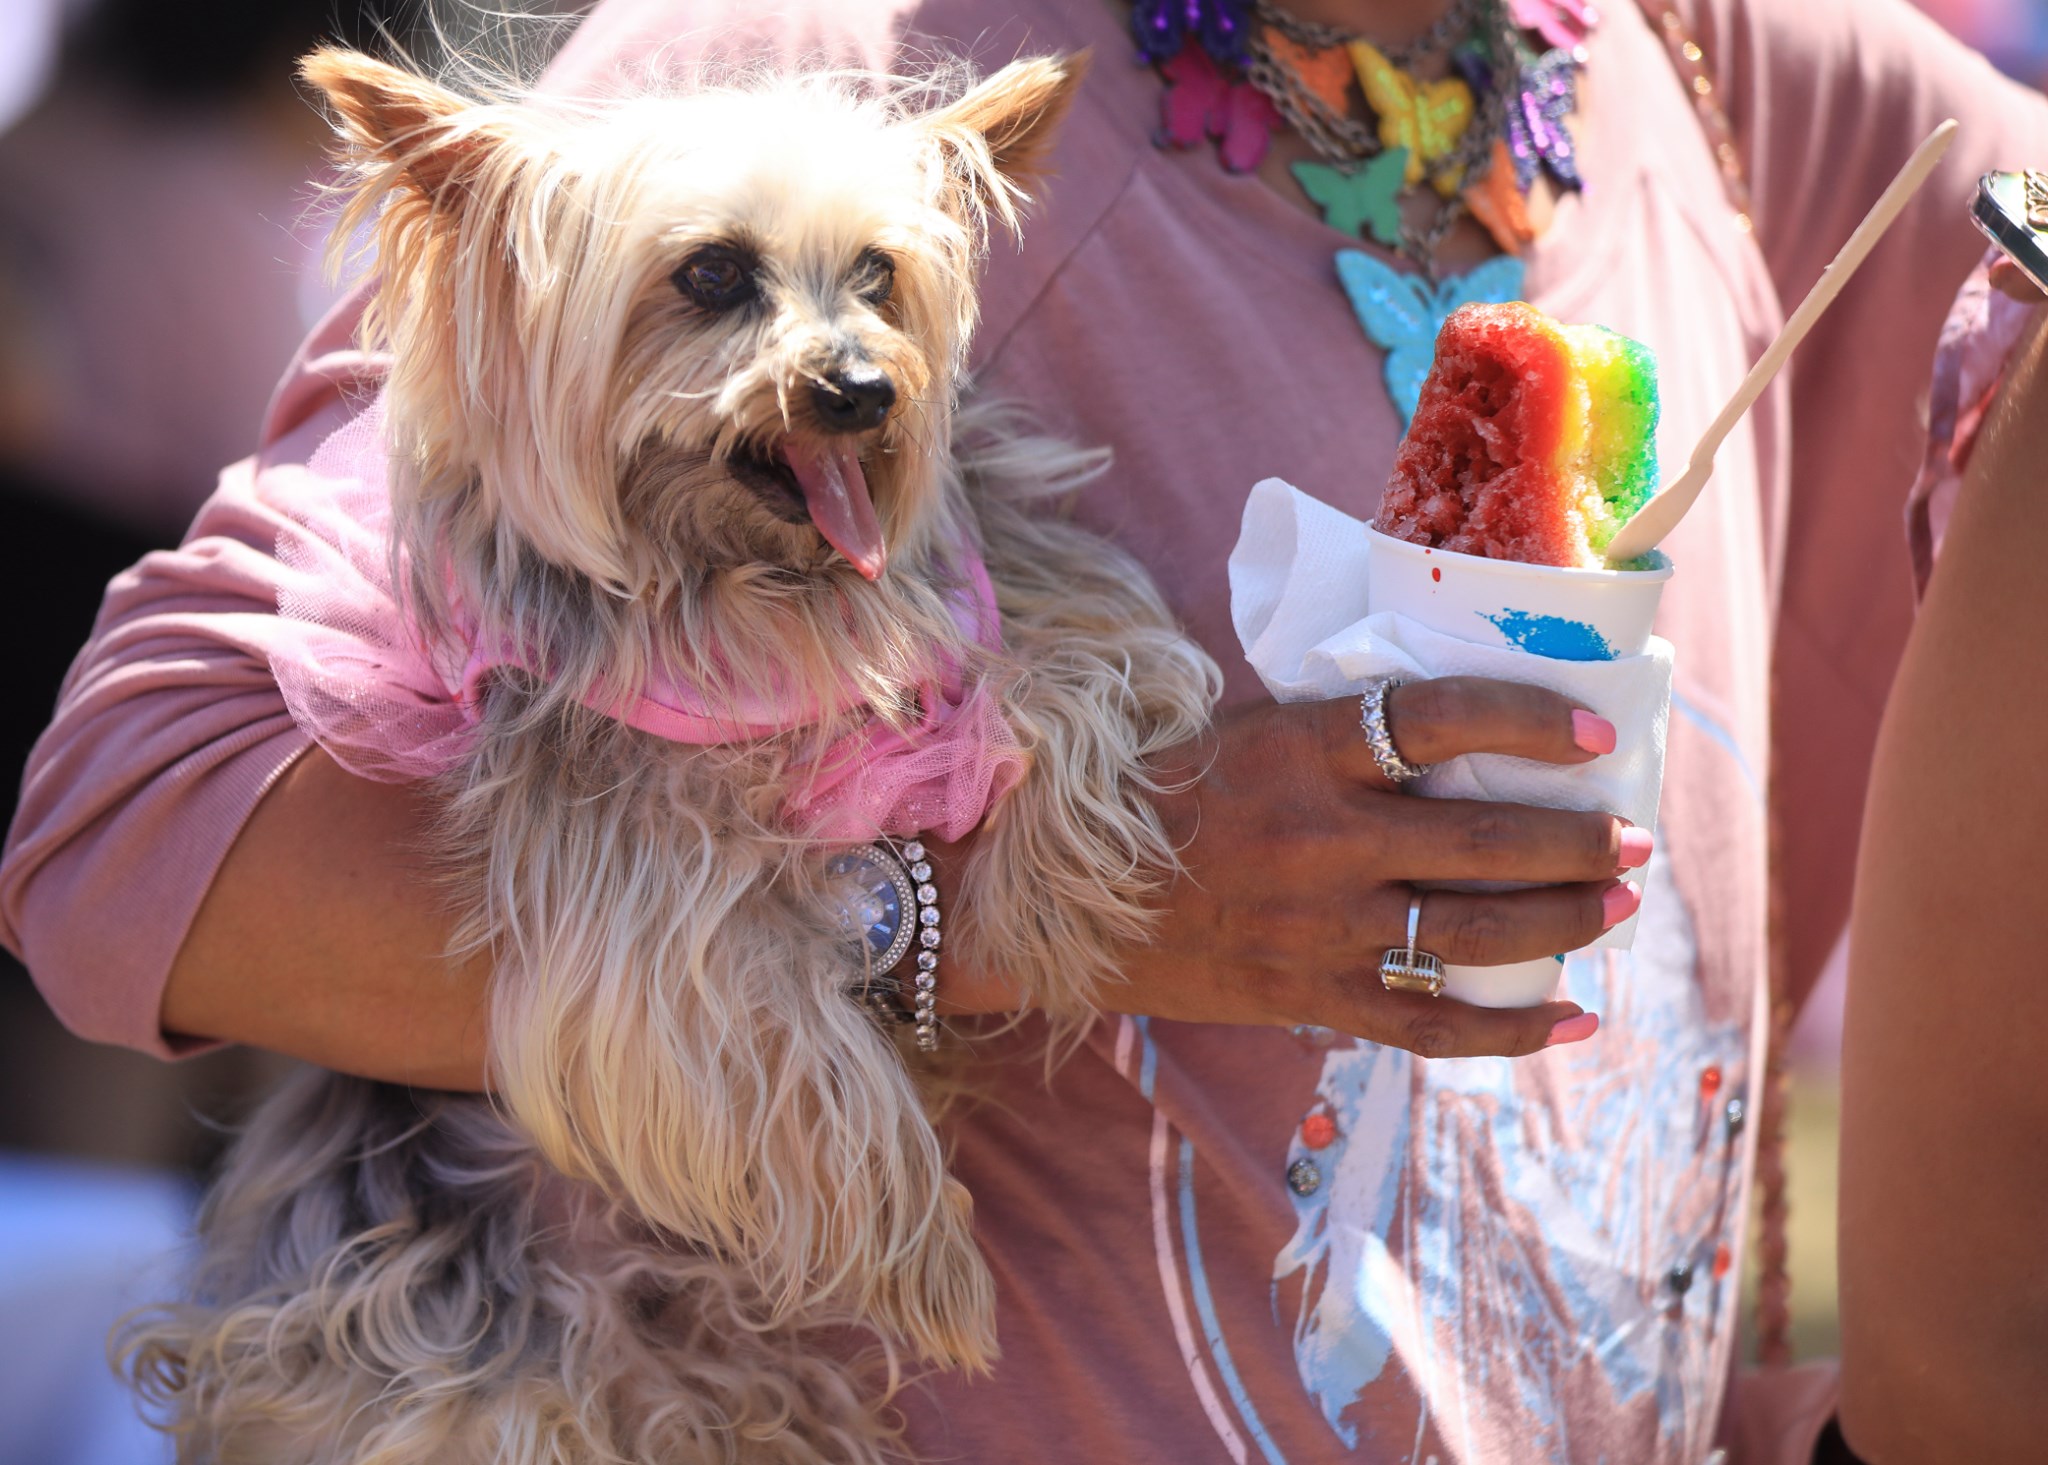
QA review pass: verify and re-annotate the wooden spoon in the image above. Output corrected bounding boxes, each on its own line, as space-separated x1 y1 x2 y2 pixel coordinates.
1603 119 1960 566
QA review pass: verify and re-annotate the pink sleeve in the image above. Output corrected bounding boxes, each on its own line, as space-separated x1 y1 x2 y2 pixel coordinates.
0 298 380 1057
1906 251 2041 590
1681 0 2048 999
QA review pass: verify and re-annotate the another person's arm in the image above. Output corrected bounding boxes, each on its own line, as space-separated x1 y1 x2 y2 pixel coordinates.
1837 313 2048 1461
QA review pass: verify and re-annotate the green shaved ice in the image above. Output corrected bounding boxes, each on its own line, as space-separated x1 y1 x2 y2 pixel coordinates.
1563 326 1660 552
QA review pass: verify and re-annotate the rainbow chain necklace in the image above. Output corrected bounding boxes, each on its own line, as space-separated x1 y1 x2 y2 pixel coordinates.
1132 0 1593 276
1132 0 1597 422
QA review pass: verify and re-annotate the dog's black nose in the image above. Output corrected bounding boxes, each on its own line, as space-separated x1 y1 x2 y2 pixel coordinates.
810 366 897 434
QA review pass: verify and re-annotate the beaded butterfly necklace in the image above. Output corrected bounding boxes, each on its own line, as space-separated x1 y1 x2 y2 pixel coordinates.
1132 0 1596 421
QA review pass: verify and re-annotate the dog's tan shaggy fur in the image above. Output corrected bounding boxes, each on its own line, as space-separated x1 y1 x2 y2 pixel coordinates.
118 49 1218 1463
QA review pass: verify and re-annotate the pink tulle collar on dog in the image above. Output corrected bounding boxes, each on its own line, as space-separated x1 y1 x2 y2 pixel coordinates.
270 396 1024 842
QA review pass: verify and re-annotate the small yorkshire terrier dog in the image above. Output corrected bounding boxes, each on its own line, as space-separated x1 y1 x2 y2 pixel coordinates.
121 40 1217 1465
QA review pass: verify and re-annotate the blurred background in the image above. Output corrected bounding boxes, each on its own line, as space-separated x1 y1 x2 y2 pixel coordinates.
0 0 2042 1459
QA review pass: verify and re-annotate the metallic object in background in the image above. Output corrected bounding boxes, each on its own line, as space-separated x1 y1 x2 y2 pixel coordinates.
1972 170 2048 295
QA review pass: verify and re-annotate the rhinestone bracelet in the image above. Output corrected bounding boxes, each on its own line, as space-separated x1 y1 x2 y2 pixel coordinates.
900 839 943 1052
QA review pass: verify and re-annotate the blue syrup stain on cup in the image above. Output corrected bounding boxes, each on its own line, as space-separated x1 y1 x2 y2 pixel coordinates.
1481 609 1616 662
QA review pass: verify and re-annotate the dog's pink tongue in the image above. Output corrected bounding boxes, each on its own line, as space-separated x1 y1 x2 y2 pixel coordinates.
783 440 885 580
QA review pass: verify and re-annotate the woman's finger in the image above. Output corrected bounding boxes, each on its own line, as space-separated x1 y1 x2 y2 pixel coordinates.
1304 679 1606 792
1313 980 1598 1059
1350 879 1640 966
1384 676 1611 771
1358 794 1649 884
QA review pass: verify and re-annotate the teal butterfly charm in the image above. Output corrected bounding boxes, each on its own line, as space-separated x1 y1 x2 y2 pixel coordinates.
1292 149 1408 245
1334 250 1527 424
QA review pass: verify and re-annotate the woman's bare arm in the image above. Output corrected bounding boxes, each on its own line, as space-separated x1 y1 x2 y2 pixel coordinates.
1838 314 2048 1460
161 681 1639 1090
162 748 492 1092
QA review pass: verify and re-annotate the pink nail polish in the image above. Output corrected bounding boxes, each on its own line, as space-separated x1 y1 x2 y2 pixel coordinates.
1571 710 1617 755
1618 827 1654 869
1601 882 1642 928
1545 1012 1601 1048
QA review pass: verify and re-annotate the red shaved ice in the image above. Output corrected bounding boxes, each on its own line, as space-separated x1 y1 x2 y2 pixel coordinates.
1375 302 1662 569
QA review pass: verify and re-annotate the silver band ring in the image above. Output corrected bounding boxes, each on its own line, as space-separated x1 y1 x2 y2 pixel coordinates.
1379 888 1447 996
1361 677 1431 785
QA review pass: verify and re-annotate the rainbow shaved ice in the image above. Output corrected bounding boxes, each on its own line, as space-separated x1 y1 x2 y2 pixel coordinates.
1375 301 1659 568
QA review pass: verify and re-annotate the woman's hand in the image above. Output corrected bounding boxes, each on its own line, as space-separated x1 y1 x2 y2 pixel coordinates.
938 677 1647 1058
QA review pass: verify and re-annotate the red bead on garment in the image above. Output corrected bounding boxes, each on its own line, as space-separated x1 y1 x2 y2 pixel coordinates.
1300 1112 1339 1149
1699 1065 1722 1100
1712 1243 1733 1280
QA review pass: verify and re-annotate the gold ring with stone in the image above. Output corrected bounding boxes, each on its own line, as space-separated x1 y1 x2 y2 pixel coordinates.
1379 888 1446 996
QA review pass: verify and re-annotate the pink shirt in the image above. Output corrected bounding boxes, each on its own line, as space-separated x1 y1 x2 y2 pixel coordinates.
6 0 2044 1459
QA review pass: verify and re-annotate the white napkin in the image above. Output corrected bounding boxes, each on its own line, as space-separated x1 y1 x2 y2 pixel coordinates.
1228 478 1674 950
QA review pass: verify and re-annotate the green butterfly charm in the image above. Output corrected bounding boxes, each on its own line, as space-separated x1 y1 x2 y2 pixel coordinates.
1292 148 1409 246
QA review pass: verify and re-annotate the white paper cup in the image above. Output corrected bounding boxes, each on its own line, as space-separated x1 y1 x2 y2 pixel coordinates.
1365 528 1673 1008
1364 528 1672 658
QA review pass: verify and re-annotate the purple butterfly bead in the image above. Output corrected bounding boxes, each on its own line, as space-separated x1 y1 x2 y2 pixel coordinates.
1508 48 1583 192
1132 0 1254 65
1130 0 1187 64
1197 0 1255 65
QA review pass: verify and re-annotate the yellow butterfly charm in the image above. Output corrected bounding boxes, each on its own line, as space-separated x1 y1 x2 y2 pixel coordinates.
1348 41 1473 191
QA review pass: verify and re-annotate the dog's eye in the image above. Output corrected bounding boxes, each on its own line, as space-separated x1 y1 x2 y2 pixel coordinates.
853 248 895 306
673 245 758 312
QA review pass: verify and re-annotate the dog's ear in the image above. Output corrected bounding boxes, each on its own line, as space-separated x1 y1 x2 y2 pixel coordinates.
300 48 502 203
922 52 1090 232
